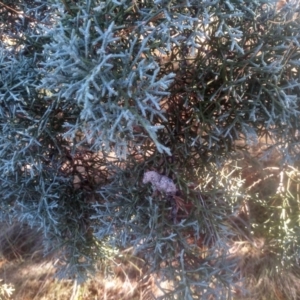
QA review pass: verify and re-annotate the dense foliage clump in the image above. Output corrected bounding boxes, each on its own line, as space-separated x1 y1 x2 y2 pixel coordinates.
1 0 300 298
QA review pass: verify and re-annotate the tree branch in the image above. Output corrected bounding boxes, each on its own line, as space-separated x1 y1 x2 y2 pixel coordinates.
0 1 51 25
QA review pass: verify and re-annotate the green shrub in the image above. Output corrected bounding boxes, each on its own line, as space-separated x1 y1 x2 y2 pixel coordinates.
1 0 300 298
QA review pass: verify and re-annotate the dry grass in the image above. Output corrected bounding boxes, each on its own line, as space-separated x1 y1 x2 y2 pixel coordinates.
230 239 300 300
0 222 163 300
2 230 300 300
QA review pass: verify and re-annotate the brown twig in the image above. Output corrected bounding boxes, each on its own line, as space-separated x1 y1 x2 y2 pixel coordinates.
0 1 51 26
60 0 74 16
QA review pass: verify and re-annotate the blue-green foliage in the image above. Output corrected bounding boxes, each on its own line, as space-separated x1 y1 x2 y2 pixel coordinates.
1 0 300 298
40 1 177 157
